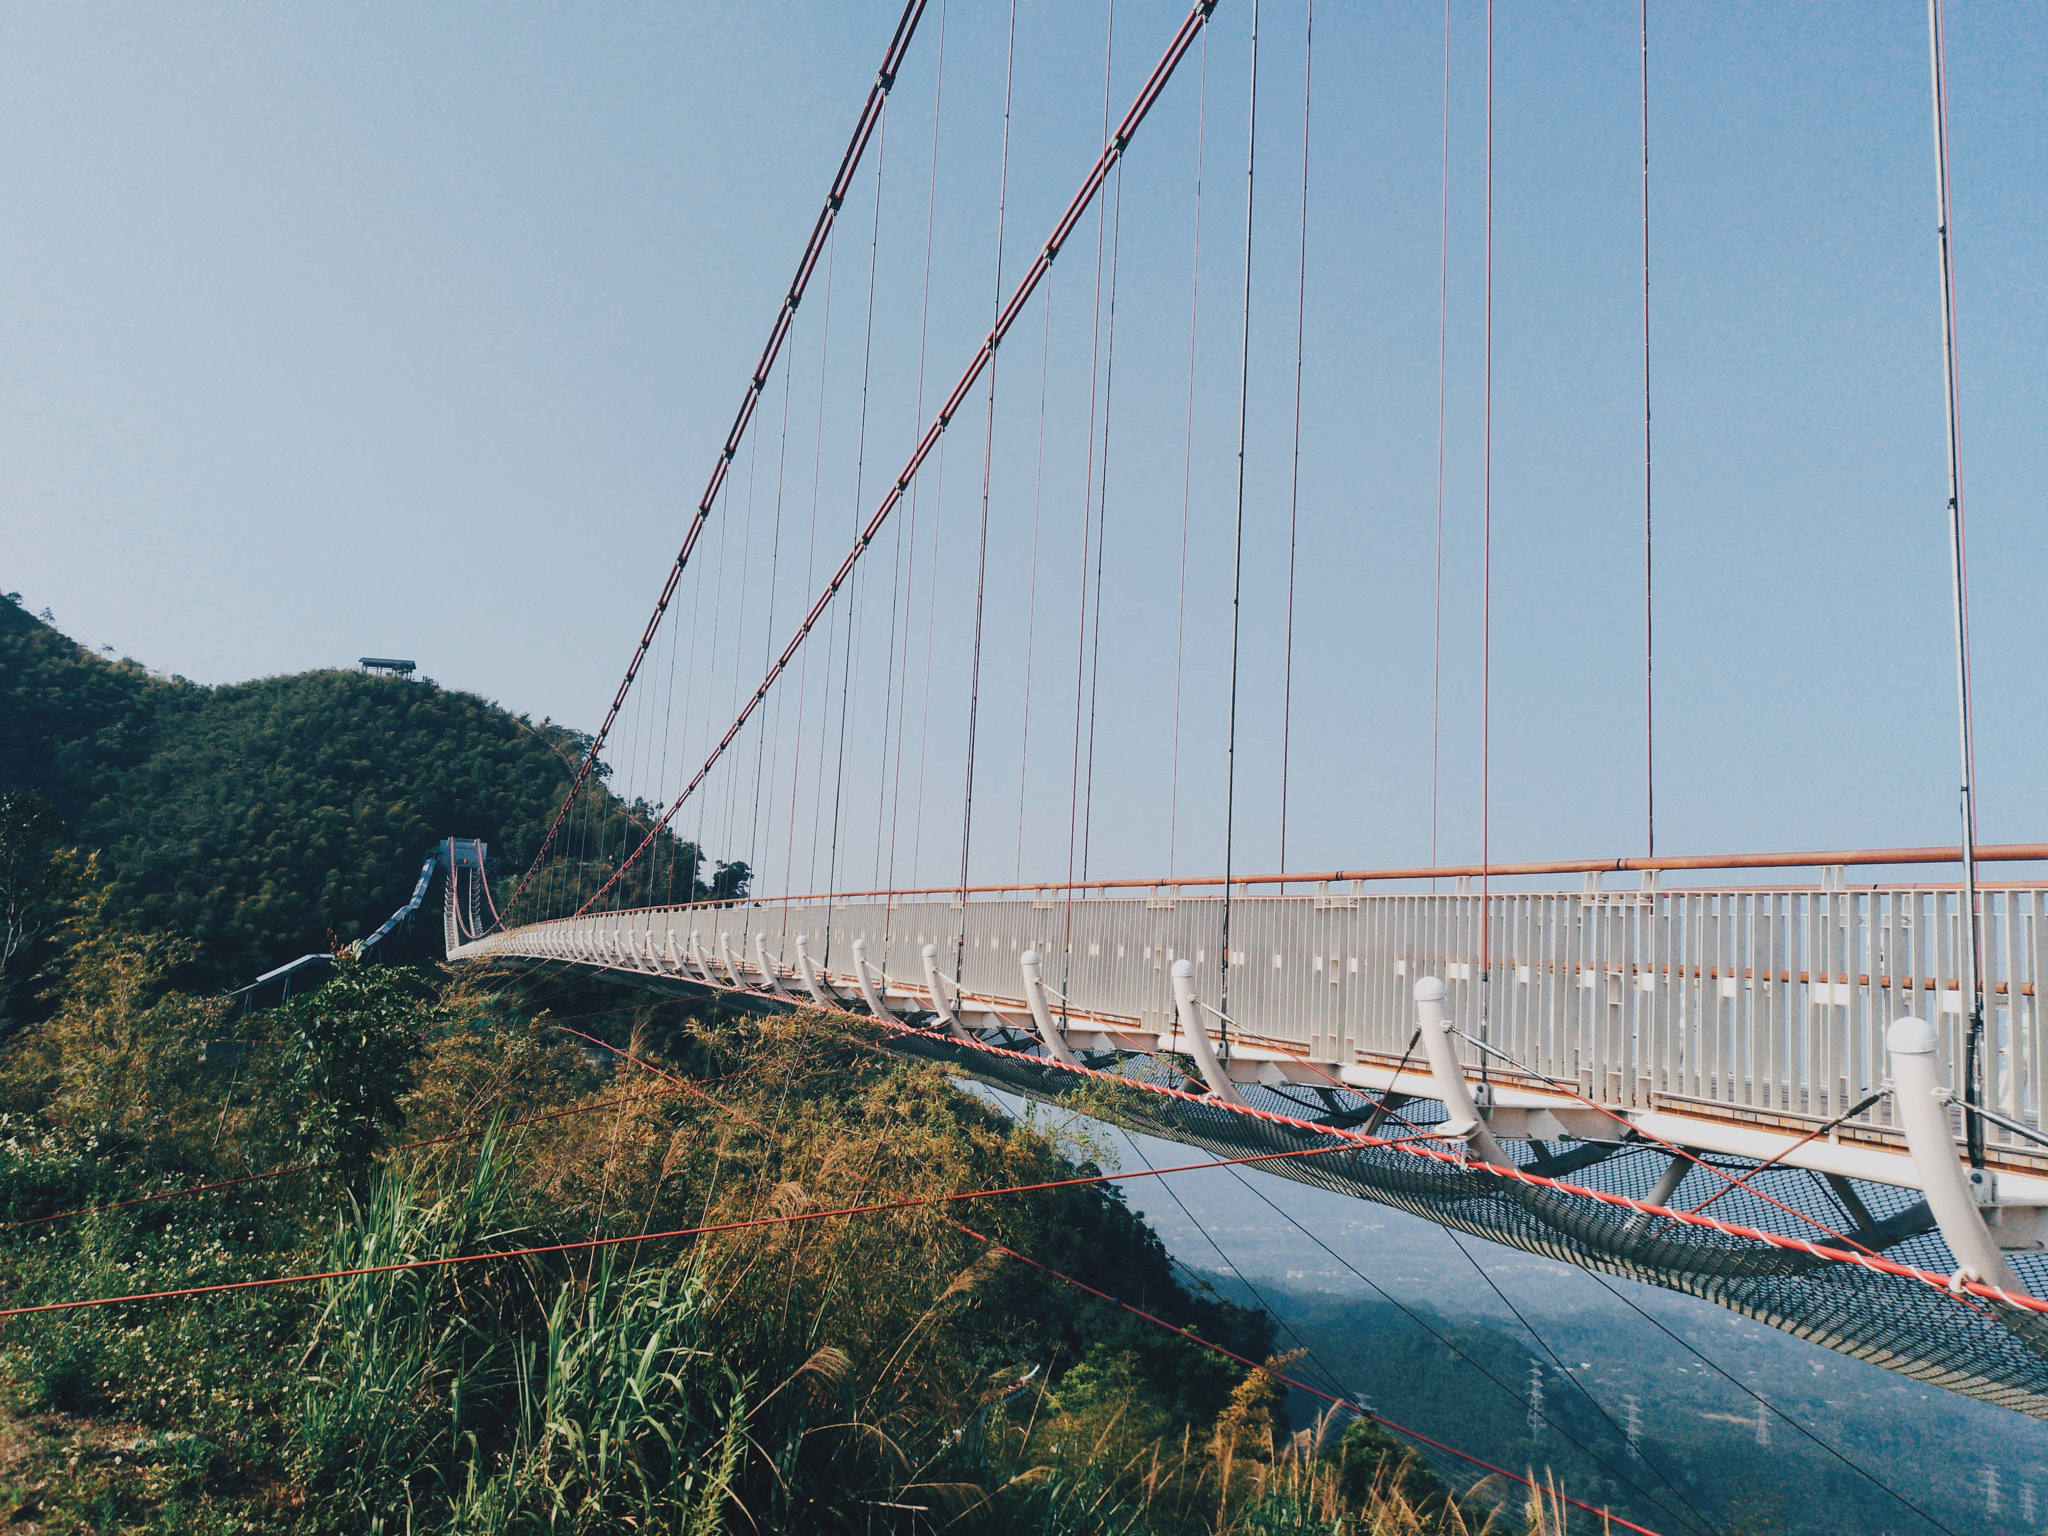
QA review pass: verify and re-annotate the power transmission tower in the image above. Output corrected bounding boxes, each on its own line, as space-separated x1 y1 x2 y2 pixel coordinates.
1526 1361 1545 1439
1623 1393 1644 1463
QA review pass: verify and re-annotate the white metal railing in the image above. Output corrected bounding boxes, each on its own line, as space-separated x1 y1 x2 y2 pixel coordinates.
463 885 2048 1136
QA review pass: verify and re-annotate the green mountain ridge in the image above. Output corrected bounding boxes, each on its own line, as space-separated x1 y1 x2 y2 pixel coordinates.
0 593 582 988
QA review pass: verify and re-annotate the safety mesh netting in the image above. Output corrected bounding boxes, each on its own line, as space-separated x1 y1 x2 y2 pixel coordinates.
883 1033 2048 1418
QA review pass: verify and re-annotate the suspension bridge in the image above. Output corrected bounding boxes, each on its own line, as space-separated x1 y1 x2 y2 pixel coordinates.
431 0 2048 1433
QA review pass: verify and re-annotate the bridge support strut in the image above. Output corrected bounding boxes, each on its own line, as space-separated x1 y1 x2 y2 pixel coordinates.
755 933 795 1000
1889 1015 2023 1290
1018 950 1083 1068
1415 977 1512 1169
794 934 835 1009
1170 960 1243 1106
921 945 973 1043
851 939 896 1021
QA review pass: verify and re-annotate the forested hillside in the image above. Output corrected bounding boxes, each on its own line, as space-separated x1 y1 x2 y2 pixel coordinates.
0 594 586 989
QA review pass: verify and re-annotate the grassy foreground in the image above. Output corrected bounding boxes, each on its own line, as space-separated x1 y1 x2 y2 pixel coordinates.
0 930 1513 1534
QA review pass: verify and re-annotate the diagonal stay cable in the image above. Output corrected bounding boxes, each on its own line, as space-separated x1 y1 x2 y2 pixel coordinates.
1569 1261 1961 1536
819 997 2048 1316
509 0 931 913
951 1216 1671 1536
573 0 1226 918
1205 1150 1710 1535
1442 1022 1891 1260
0 1142 1352 1322
1438 1224 1719 1536
1113 1126 1358 1407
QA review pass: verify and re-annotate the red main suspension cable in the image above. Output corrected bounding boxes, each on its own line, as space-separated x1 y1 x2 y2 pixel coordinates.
575 0 1225 917
509 0 931 914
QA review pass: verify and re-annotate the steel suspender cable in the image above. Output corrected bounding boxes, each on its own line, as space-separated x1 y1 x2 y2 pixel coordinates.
909 439 949 888
510 0 930 912
1927 0 1988 1169
1277 0 1311 882
1063 0 1118 970
1014 278 1053 883
1078 167 1123 887
1218 0 1259 1030
870 471 907 894
1478 0 1494 1052
1641 0 1655 861
783 241 837 900
957 0 1021 958
824 108 890 913
1169 34 1208 884
722 412 765 875
578 0 1224 916
889 0 949 896
749 347 796 874
1429 0 1450 882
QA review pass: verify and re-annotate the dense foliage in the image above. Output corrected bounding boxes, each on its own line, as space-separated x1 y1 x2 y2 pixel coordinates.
0 938 1479 1534
0 595 606 991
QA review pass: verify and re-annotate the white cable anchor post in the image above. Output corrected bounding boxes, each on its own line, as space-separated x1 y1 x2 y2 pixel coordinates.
664 928 681 972
1170 959 1244 1105
920 944 974 1042
1415 976 1513 1169
754 933 795 1000
851 939 897 1021
687 931 719 987
794 934 836 1009
1888 1015 2021 1291
1019 950 1083 1068
718 932 746 988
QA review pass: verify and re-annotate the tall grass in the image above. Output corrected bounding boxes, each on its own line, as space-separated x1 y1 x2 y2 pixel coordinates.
449 1254 746 1534
294 1124 528 1528
2 967 1528 1534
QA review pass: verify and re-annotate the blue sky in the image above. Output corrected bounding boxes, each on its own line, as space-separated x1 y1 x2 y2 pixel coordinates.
4 2 2042 893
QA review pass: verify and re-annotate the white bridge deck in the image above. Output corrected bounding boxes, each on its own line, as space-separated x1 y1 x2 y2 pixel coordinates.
455 882 2048 1212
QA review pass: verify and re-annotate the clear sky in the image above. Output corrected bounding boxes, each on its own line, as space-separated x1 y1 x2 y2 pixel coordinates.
4 2 2043 893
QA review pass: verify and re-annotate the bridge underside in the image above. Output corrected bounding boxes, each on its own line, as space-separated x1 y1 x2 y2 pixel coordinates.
455 890 2048 1418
